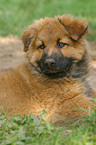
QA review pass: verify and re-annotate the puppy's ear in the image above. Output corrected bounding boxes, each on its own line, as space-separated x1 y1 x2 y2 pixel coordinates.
21 25 37 52
58 15 88 41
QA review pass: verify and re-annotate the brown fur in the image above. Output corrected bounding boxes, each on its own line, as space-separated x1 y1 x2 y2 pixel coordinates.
0 15 95 124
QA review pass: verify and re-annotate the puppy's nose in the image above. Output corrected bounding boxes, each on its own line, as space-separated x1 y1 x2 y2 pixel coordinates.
45 59 55 67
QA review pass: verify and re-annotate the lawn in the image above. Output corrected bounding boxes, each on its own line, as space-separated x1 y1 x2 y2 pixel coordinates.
0 106 96 145
0 0 96 41
0 0 96 144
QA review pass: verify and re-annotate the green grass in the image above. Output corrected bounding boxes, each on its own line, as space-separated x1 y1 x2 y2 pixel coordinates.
0 0 96 41
0 101 96 145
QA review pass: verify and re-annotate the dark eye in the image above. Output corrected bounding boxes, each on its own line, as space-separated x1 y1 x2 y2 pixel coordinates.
39 42 45 50
57 39 68 48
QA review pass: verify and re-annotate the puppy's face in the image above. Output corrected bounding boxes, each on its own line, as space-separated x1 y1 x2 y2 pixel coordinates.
22 15 88 78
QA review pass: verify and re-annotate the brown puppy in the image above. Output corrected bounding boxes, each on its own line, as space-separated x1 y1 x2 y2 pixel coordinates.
0 15 95 124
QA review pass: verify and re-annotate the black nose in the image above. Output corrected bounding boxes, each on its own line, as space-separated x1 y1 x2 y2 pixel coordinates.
45 59 55 67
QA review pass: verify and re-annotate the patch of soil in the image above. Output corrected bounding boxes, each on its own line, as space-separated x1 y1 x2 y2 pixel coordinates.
0 36 25 70
0 36 96 70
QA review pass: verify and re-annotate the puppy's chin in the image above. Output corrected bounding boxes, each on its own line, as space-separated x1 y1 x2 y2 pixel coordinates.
43 70 69 79
40 68 71 79
42 68 67 74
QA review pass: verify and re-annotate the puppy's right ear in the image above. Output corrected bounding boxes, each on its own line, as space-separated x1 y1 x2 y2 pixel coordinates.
21 25 37 52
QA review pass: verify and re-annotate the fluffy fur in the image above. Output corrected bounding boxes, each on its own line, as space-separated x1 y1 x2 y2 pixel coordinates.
0 14 96 124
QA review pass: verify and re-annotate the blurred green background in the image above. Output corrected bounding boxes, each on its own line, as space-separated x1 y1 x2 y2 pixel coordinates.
0 0 96 41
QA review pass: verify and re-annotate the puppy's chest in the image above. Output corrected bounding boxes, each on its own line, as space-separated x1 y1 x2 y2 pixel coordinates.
25 78 85 114
29 79 84 103
35 82 64 99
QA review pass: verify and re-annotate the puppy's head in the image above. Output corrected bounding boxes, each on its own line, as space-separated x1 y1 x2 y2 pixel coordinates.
22 15 88 78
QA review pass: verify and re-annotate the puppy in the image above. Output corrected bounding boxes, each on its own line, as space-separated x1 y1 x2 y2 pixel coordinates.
0 15 95 124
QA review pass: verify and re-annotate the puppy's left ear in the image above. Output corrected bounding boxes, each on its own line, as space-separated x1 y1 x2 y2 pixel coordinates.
21 25 37 52
58 15 88 41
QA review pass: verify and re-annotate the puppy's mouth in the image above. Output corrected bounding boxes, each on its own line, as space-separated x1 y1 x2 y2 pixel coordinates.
42 69 70 79
36 56 74 78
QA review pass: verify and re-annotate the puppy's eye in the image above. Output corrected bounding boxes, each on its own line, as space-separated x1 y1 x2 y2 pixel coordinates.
39 42 45 50
57 39 68 48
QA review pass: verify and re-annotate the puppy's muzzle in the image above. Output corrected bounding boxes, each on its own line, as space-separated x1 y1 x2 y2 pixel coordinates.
36 52 74 75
